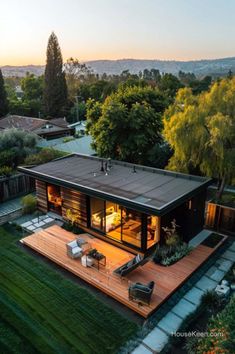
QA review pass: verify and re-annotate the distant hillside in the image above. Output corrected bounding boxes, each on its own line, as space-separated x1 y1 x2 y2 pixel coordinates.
2 57 235 77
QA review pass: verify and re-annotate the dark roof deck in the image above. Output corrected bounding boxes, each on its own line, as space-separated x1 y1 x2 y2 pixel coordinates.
19 154 212 215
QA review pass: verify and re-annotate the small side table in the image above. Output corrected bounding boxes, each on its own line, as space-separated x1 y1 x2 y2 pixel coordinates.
81 255 94 267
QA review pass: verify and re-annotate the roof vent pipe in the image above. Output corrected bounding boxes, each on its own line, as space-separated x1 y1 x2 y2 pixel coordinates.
108 158 112 170
132 166 137 173
100 160 104 172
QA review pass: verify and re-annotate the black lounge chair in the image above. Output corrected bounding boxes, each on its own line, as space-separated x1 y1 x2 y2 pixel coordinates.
113 254 144 277
129 281 155 305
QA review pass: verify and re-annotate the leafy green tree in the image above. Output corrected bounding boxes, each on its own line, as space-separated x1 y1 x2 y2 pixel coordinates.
87 86 167 164
158 73 183 100
164 79 235 198
0 69 8 117
43 32 68 118
0 128 37 168
21 73 43 101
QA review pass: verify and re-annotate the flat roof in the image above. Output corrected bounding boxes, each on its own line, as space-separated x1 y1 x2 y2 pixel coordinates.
19 154 212 215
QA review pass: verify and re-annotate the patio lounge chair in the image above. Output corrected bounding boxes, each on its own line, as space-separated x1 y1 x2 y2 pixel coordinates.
129 281 155 305
113 254 144 277
66 240 83 259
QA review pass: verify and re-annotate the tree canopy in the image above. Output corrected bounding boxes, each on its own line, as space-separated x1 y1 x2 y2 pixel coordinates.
87 85 168 165
43 32 68 118
0 69 8 117
163 78 235 196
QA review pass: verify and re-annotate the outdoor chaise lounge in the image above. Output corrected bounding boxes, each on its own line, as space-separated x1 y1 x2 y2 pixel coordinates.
129 281 155 305
113 254 144 277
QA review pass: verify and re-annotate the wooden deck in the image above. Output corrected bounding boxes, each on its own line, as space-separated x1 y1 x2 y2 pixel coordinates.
21 225 225 318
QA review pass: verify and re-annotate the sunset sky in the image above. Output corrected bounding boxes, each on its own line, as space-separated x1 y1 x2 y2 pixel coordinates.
0 0 234 65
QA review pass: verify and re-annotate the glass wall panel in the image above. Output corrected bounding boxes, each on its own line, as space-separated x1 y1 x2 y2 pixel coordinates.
105 201 122 242
90 197 105 232
122 208 141 248
147 215 160 249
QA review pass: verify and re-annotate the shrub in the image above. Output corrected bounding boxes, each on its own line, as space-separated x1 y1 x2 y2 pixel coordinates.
201 290 227 313
165 233 180 247
24 148 67 166
0 166 13 177
61 222 84 235
183 336 198 354
21 194 37 214
153 243 193 266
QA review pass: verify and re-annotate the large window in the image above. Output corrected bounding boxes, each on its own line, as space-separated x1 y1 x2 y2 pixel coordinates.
147 215 160 249
90 197 105 232
90 198 144 249
122 208 142 248
47 184 62 214
105 201 122 241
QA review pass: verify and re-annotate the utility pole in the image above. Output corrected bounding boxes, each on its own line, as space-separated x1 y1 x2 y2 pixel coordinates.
75 95 79 123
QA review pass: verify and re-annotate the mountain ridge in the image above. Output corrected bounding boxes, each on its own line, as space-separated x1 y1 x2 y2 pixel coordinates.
1 56 235 77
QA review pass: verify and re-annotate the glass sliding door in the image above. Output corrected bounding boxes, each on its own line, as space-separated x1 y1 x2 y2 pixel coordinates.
147 215 160 249
105 201 122 242
90 197 105 232
121 207 142 248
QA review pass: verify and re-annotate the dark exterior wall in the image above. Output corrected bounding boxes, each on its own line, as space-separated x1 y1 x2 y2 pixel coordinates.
61 187 87 226
161 190 207 242
35 180 48 213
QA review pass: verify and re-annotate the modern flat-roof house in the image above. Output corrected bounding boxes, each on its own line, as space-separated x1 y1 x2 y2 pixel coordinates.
19 154 212 255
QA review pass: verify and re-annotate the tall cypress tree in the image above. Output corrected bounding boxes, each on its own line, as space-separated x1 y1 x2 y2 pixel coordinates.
0 69 8 117
43 32 68 118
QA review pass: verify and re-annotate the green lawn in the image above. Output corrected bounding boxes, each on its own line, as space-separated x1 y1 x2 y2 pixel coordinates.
0 224 137 354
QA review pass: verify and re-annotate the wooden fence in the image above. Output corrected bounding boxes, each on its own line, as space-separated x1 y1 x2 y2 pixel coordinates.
0 173 35 203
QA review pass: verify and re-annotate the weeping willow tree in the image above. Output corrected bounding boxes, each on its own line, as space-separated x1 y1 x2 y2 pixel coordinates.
163 78 235 199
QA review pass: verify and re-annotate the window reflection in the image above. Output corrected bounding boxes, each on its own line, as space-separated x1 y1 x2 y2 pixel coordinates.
122 208 141 248
147 215 160 248
90 197 105 232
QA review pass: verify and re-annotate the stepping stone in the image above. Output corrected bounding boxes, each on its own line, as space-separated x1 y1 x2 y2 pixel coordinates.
184 287 204 306
216 258 233 272
39 215 47 221
21 221 33 227
171 298 197 319
228 243 235 252
44 217 54 223
33 222 45 228
157 312 183 335
27 225 36 231
132 344 152 354
196 276 218 291
222 250 235 262
143 326 169 352
207 268 225 282
32 218 40 223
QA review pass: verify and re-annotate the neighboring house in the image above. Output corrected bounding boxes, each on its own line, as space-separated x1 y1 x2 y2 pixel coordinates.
19 154 212 255
15 85 24 100
0 115 74 139
68 120 87 136
37 135 95 155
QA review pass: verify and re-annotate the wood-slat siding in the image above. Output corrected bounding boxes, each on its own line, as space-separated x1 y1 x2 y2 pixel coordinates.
61 187 87 226
36 180 48 213
205 202 217 228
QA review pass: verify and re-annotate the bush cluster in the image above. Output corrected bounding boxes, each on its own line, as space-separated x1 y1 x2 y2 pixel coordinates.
24 148 67 165
153 243 193 266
